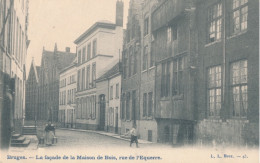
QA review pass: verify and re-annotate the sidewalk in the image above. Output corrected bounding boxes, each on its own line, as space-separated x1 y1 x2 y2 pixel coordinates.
57 128 153 144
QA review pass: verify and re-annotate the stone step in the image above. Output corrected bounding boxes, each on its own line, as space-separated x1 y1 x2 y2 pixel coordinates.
11 140 31 147
11 136 26 143
23 126 37 128
11 134 21 139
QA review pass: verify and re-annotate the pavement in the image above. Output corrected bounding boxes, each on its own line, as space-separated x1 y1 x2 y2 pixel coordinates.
57 127 153 144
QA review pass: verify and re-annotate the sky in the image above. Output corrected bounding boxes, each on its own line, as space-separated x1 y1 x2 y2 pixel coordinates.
26 0 130 74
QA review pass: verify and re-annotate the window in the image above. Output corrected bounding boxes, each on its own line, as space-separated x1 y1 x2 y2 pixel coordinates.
77 70 81 91
232 0 248 34
87 43 91 60
150 48 155 67
123 51 128 79
231 60 247 117
161 61 171 97
93 40 97 57
126 92 130 120
109 108 114 126
92 95 96 119
208 66 222 117
161 63 166 97
86 66 90 89
167 26 172 44
144 17 149 36
148 130 152 142
208 2 222 43
148 92 153 117
143 93 147 117
86 96 90 119
121 94 125 119
82 97 87 119
172 25 177 41
82 68 85 90
172 56 187 95
133 47 137 74
92 63 96 87
110 86 113 100
143 46 148 70
132 90 136 121
128 47 132 77
116 83 119 98
82 47 86 62
78 50 82 64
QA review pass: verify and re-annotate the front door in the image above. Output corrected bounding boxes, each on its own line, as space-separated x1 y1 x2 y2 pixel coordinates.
99 95 106 130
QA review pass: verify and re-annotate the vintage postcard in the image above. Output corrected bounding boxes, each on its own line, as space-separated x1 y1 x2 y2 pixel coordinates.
0 0 259 162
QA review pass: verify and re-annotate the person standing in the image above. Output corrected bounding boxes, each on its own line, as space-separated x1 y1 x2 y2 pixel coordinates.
129 124 139 148
45 120 55 146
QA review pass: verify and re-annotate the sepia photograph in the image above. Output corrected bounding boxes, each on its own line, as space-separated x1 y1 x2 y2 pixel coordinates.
0 0 259 162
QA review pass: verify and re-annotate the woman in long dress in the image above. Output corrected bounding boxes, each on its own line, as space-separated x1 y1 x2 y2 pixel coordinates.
45 121 55 146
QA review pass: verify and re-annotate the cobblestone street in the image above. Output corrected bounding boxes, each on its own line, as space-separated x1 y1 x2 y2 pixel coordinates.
38 129 171 150
4 129 258 163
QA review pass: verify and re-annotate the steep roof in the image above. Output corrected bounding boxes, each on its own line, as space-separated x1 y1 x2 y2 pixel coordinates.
41 49 76 71
28 58 40 83
74 21 116 44
96 62 121 82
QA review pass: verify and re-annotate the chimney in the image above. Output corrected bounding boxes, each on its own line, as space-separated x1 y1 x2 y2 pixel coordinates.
115 0 124 27
66 47 70 52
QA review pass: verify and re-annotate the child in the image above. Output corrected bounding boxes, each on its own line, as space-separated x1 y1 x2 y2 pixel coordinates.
128 124 139 148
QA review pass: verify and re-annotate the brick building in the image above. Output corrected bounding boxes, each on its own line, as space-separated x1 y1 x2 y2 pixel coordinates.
25 58 40 121
195 0 259 146
121 0 144 135
138 0 158 142
37 45 75 122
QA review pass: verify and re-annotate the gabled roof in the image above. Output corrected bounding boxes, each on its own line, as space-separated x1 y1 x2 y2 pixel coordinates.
96 62 121 82
28 58 40 83
74 21 116 44
41 49 76 71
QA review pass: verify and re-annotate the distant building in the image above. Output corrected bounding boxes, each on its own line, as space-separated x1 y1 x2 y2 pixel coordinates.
37 45 75 122
96 62 121 134
74 1 124 130
121 0 144 135
25 58 40 121
58 62 77 128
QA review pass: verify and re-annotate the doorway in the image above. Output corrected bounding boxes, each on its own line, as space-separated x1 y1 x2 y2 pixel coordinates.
99 95 106 130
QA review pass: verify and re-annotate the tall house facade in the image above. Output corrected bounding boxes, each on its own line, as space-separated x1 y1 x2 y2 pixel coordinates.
195 0 259 146
0 0 29 136
38 45 75 122
25 59 40 121
59 62 77 128
152 0 198 145
139 0 158 142
121 0 144 135
96 63 121 134
74 3 124 130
